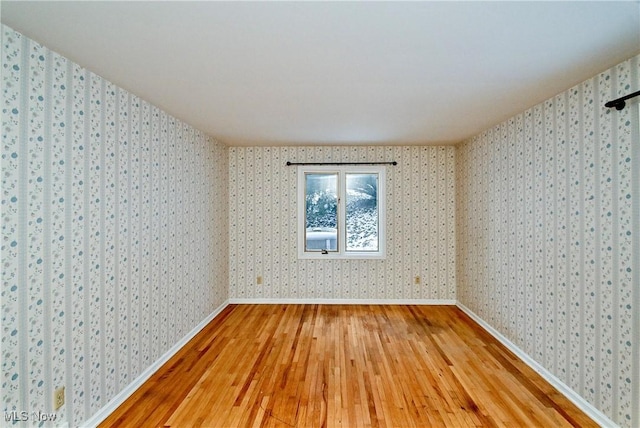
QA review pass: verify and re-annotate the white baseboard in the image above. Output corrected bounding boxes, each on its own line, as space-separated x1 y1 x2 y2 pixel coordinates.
229 298 456 305
80 300 230 428
456 302 617 428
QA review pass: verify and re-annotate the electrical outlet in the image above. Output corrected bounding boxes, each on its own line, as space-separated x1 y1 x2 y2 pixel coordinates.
53 386 65 410
414 276 421 285
257 276 263 285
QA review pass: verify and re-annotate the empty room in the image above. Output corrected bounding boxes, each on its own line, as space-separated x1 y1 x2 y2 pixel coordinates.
1 1 639 427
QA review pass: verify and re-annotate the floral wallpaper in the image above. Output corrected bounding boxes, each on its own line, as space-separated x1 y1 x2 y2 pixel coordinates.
1 25 229 427
3 19 638 428
456 55 639 427
228 146 457 302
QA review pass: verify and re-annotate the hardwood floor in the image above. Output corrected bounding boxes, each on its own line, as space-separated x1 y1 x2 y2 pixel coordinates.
100 305 596 427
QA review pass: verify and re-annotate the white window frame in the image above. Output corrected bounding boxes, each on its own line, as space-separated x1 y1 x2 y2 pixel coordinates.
297 165 386 260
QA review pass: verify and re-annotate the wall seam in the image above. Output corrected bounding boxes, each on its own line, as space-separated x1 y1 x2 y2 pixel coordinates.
578 79 587 397
17 31 30 414
43 43 54 415
63 52 75 426
628 55 640 428
82 69 91 420
592 75 603 409
552 98 560 376
610 65 620 417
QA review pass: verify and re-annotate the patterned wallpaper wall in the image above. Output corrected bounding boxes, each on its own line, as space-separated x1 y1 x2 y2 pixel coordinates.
229 146 456 301
1 26 229 427
456 56 639 426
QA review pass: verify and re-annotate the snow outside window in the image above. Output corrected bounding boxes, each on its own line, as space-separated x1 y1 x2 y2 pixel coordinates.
297 165 386 259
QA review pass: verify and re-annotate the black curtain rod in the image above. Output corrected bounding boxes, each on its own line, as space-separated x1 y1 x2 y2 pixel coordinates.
286 161 397 166
605 90 640 110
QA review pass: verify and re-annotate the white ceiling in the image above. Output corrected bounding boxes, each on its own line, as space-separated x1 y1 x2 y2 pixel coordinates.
2 1 639 146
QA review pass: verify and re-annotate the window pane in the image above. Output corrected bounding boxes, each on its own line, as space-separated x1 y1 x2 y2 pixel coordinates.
305 173 338 251
345 173 378 251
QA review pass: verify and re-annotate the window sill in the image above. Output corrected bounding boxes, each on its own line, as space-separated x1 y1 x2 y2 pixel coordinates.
298 252 386 260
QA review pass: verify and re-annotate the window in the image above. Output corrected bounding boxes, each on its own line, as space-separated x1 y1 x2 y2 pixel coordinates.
297 165 386 259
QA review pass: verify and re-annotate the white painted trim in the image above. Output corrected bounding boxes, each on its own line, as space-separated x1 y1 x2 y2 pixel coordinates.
456 302 617 428
80 300 230 428
229 298 456 305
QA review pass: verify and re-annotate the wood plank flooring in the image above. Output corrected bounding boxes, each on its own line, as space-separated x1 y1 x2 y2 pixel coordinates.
100 305 597 427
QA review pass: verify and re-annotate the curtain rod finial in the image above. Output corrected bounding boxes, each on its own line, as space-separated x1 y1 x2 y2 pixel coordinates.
605 100 626 110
